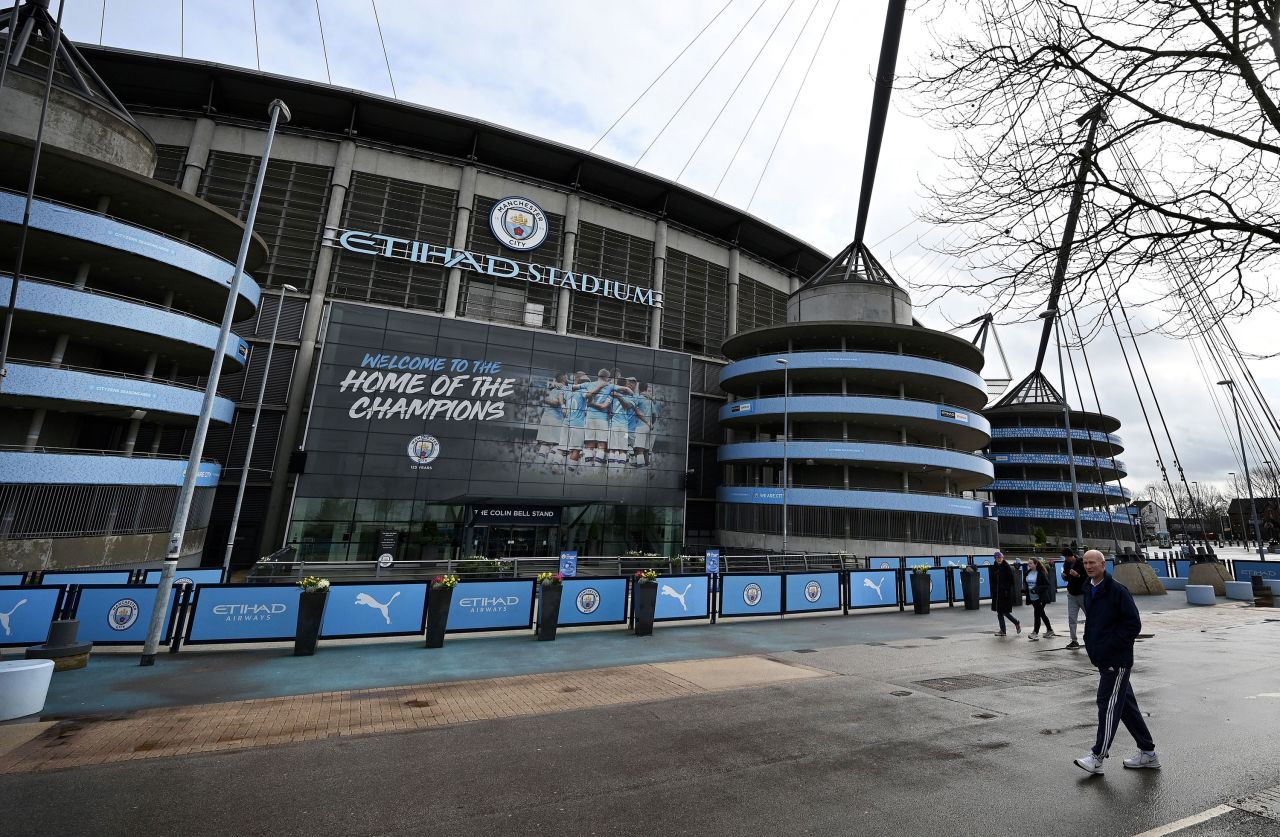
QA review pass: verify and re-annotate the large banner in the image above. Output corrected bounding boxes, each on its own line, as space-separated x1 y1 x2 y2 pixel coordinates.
653 574 709 621
783 572 842 614
298 303 691 509
74 585 178 645
186 584 302 644
556 578 628 627
144 568 226 587
0 585 61 647
447 579 536 632
40 570 132 586
948 565 991 601
1233 560 1280 581
904 567 948 605
320 581 429 638
0 573 24 585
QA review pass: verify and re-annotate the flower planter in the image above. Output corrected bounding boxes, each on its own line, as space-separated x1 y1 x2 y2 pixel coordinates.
293 589 328 656
910 573 931 615
960 571 981 610
537 583 563 641
633 581 658 636
425 586 453 648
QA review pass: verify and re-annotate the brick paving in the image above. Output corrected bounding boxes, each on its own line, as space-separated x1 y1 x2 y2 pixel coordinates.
0 656 814 775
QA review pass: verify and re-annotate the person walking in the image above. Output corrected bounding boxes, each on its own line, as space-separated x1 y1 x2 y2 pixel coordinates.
1061 547 1086 649
1023 556 1056 640
990 551 1021 636
1073 549 1160 775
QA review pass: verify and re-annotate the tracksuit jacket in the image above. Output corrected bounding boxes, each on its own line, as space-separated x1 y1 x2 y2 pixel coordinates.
1082 572 1141 669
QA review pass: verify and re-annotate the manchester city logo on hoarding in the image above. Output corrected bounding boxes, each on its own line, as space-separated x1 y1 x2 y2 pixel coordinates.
407 434 440 465
576 587 601 615
109 598 140 631
743 583 762 607
489 196 548 251
804 581 822 603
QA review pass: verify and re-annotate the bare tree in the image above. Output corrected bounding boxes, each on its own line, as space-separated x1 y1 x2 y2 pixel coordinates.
906 0 1280 335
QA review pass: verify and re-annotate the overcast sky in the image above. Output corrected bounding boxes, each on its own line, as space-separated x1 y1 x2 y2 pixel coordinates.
60 0 1280 501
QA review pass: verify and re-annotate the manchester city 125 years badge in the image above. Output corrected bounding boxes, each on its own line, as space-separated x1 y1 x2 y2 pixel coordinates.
576 587 601 615
743 583 762 607
407 434 440 467
804 580 822 603
109 598 140 631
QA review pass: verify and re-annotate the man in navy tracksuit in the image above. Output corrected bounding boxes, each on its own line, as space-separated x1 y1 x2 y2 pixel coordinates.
1073 549 1161 775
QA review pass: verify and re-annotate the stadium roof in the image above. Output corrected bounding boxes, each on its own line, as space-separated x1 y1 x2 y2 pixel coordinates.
78 45 832 281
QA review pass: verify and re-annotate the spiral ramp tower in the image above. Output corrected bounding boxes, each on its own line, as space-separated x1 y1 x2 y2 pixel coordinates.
0 1 265 569
983 371 1136 550
716 243 998 555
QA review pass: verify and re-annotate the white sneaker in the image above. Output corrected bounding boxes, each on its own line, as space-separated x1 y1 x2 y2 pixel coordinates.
1074 753 1105 775
1045 631 1057 637
1028 633 1040 641
1123 751 1161 770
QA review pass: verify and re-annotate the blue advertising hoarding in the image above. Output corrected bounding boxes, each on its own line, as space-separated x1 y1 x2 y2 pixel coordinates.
40 570 132 586
848 569 899 609
0 573 24 585
74 585 178 645
144 568 226 587
866 556 902 570
186 584 302 644
557 578 628 626
719 574 782 617
949 565 991 600
448 579 535 632
783 572 842 613
972 554 997 566
654 575 710 621
558 551 578 578
1146 559 1170 578
320 582 429 638
1233 560 1280 581
1174 559 1191 578
0 585 62 647
904 568 948 605
704 549 721 575
1054 561 1067 588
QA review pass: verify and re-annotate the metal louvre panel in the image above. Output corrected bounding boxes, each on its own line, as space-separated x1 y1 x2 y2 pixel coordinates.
690 358 727 396
661 248 727 356
152 144 187 188
240 294 307 341
689 396 724 445
0 483 214 537
198 150 332 290
736 274 788 332
460 195 563 327
329 171 455 311
239 343 298 407
570 221 653 345
223 410 284 476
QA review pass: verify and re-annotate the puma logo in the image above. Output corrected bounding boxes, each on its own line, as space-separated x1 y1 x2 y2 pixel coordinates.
660 583 692 611
0 598 27 636
863 577 885 601
354 591 400 625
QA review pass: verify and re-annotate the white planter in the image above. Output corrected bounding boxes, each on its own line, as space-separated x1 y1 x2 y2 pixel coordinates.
0 658 54 721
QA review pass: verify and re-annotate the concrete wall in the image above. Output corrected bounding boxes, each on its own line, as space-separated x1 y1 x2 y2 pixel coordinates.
0 527 207 572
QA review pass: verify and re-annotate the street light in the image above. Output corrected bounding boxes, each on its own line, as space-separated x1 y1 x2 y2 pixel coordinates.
1218 379 1264 560
140 98 293 665
775 357 789 556
223 283 299 576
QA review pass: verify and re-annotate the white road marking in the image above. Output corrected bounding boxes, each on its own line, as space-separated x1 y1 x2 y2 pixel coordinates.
1130 804 1234 837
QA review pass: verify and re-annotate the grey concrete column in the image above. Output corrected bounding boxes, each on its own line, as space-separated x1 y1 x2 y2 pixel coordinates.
649 219 667 350
179 117 216 195
122 351 159 456
790 275 800 294
556 193 581 334
443 165 478 318
726 247 740 335
261 139 357 551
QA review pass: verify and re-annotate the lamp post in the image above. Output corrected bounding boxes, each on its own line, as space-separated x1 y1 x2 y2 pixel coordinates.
1190 480 1209 550
1218 379 1264 560
140 99 292 665
775 357 789 556
1229 471 1246 547
222 283 298 576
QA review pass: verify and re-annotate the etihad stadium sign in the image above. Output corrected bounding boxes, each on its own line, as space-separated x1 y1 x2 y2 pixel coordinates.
322 226 663 308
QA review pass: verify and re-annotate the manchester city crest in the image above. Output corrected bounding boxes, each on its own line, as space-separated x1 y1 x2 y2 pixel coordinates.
576 587 601 615
743 583 763 607
804 580 822 603
406 434 440 466
489 196 549 251
109 598 140 631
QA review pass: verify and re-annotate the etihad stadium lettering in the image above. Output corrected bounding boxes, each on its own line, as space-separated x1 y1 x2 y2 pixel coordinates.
323 227 663 308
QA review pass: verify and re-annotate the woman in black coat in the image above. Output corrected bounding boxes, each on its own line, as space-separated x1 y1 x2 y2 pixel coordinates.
990 551 1022 636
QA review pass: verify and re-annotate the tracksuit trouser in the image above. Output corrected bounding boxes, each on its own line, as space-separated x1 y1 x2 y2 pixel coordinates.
1067 594 1084 642
1092 665 1155 758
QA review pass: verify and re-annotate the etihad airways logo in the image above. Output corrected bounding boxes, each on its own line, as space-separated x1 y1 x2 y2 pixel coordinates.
324 227 663 308
213 602 288 622
458 595 522 613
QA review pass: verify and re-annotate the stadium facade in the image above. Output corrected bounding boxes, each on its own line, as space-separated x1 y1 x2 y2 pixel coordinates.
0 21 1004 570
